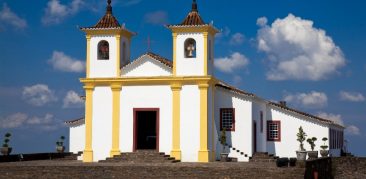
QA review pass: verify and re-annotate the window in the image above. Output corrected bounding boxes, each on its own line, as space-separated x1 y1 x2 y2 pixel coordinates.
98 40 109 60
220 108 235 131
184 38 196 58
267 121 281 141
260 111 263 133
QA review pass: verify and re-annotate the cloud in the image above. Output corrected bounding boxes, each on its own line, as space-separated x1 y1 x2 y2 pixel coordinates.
42 0 84 25
317 112 344 126
63 90 84 108
345 125 360 135
144 11 168 25
256 16 267 27
339 91 365 102
214 52 249 73
0 113 60 131
229 33 245 45
216 26 231 40
48 51 85 73
257 14 346 81
283 91 328 108
0 3 27 29
22 84 58 106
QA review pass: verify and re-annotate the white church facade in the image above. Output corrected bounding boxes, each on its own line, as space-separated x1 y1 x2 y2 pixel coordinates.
66 0 345 162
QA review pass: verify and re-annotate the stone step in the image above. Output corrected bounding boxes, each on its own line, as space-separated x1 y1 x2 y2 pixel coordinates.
99 151 179 163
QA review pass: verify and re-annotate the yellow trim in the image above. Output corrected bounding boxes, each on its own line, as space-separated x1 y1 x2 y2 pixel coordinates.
83 84 94 162
82 29 135 39
115 35 121 77
86 35 91 78
198 83 210 162
168 26 218 36
110 84 122 157
203 32 208 76
170 82 182 160
172 33 178 76
211 85 215 161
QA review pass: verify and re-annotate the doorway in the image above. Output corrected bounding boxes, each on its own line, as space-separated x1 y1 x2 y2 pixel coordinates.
253 121 257 153
133 108 159 151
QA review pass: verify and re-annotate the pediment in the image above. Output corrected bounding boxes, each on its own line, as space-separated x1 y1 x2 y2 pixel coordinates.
121 53 172 77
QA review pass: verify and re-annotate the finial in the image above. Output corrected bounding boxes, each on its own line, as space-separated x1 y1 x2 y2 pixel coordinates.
192 0 198 12
106 0 112 14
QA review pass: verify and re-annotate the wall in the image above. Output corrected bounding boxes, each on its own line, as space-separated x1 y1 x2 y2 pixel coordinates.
69 124 85 154
266 107 329 158
90 35 118 78
120 85 172 155
180 85 200 162
214 88 253 161
176 33 204 76
92 87 113 161
121 56 172 77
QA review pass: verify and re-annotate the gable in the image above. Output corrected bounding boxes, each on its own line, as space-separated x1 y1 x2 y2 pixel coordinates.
121 54 172 77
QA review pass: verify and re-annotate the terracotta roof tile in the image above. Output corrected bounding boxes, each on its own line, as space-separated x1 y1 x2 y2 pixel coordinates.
145 52 173 68
64 117 85 126
215 81 254 97
176 0 207 26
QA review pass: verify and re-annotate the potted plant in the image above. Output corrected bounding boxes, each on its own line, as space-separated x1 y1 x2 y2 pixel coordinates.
320 137 329 157
1 133 12 156
307 137 318 159
56 136 65 153
219 128 229 162
296 126 307 160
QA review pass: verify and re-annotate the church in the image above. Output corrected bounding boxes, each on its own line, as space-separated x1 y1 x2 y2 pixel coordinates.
66 0 345 162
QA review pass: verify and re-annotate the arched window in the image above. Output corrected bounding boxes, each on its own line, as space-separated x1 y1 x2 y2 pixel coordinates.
184 38 196 58
98 40 109 60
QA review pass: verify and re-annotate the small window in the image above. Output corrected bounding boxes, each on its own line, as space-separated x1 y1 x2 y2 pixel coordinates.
98 40 109 60
184 38 196 58
220 108 235 131
260 111 263 133
267 121 281 141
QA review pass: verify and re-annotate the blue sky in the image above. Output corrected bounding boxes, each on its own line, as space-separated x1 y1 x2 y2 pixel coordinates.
0 0 365 156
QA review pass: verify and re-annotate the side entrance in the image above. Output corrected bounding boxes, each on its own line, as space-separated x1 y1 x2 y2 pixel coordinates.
133 108 159 151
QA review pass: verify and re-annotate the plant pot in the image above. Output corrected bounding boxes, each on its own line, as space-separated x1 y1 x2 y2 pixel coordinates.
307 151 318 159
56 146 65 153
320 150 329 157
220 153 229 162
289 158 297 166
296 150 307 161
276 157 289 167
1 147 12 156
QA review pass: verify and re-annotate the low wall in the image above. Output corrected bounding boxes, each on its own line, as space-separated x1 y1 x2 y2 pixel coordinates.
332 157 366 178
0 153 74 163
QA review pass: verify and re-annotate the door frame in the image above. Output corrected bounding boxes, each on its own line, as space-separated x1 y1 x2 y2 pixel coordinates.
133 108 160 152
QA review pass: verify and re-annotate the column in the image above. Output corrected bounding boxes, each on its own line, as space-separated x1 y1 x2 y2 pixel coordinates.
170 83 182 160
110 84 122 157
198 83 210 162
83 84 94 162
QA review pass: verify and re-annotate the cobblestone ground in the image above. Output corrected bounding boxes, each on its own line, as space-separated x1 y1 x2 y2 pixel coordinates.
0 161 305 179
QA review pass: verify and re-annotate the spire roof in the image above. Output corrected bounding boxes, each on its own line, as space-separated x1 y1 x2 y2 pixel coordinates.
180 0 206 26
93 0 121 28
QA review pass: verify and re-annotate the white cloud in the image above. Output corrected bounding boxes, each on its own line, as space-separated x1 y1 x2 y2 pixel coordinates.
257 14 346 81
283 91 328 108
229 33 245 45
144 11 168 25
345 125 360 135
0 113 28 128
214 52 249 73
0 3 27 29
22 84 58 106
216 26 231 40
339 91 365 102
48 51 85 73
63 90 84 108
256 16 267 27
317 112 344 126
42 0 84 25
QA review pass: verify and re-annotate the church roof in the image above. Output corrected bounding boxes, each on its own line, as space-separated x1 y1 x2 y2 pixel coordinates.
64 117 85 127
81 0 122 29
122 52 172 69
180 0 205 26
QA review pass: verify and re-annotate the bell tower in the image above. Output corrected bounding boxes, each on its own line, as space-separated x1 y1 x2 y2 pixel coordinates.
167 0 218 76
81 0 135 78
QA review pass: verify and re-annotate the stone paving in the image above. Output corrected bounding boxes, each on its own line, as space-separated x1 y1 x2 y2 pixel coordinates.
0 160 305 179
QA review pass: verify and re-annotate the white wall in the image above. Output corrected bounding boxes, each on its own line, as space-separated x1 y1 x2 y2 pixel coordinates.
90 35 118 78
252 100 267 153
214 88 253 162
267 107 329 158
69 124 85 154
92 87 113 161
176 33 204 76
180 85 200 162
121 56 172 77
120 85 172 154
207 35 214 76
120 36 130 67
